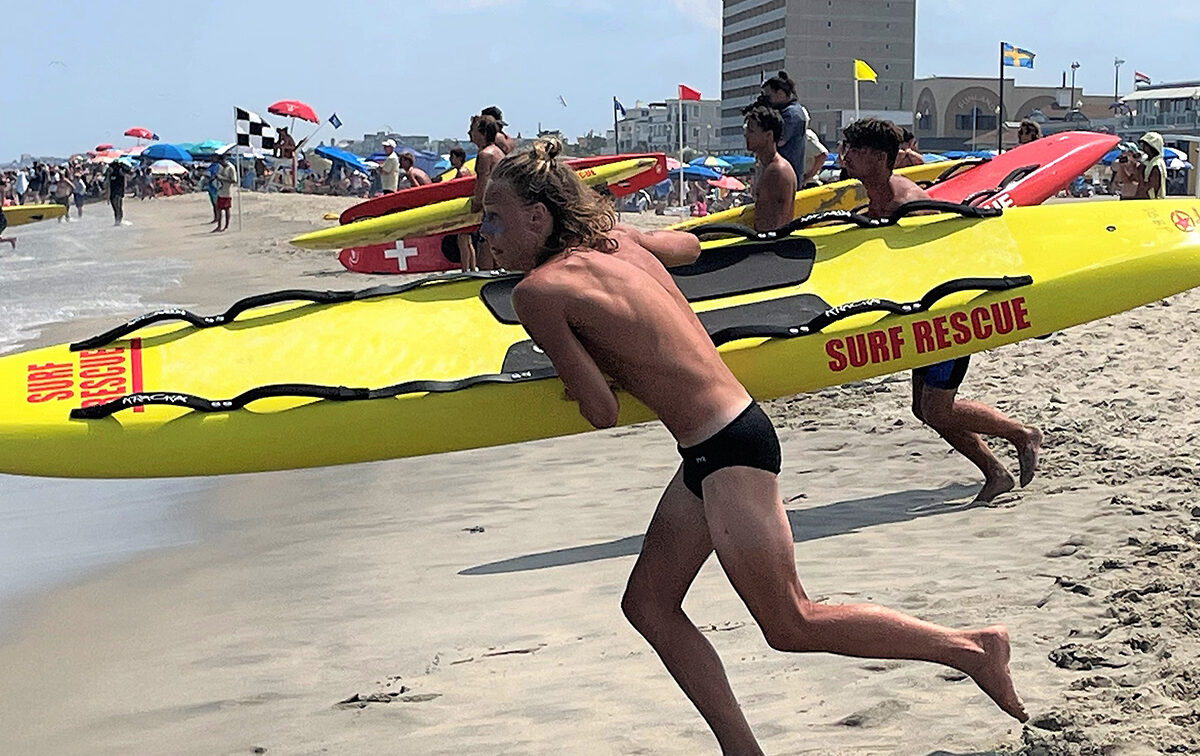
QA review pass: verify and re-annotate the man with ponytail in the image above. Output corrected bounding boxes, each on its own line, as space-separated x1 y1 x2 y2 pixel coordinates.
761 71 807 190
481 139 1028 754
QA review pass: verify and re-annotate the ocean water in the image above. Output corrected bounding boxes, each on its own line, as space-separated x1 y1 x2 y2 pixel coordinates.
0 209 203 630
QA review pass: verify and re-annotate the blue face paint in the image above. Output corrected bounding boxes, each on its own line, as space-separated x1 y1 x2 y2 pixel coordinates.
480 212 504 238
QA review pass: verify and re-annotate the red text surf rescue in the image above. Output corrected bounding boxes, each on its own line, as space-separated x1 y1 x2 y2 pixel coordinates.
825 296 1031 372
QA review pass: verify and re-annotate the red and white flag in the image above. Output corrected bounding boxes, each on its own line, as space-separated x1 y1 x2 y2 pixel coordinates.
1134 71 1151 85
678 84 701 101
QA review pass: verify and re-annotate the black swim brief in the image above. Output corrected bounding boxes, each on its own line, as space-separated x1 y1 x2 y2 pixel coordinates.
913 356 970 391
677 402 781 499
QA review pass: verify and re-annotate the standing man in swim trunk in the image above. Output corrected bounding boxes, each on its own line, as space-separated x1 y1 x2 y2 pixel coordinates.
468 113 506 270
742 104 795 233
482 138 1027 754
841 118 1043 502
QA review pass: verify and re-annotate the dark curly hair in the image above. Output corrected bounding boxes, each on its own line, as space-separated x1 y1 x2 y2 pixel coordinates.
842 118 903 170
744 104 783 143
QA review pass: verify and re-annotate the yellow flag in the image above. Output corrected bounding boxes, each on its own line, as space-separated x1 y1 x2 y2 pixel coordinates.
854 59 878 83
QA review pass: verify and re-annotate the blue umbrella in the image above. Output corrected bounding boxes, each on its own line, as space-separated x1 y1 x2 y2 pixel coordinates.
922 153 950 163
314 145 372 176
668 165 721 181
140 143 194 162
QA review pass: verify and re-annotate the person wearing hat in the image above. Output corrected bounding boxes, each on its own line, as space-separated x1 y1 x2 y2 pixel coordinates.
480 106 515 154
1130 132 1168 199
379 139 401 194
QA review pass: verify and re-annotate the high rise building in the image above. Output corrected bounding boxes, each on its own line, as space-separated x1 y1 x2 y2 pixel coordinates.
720 0 916 149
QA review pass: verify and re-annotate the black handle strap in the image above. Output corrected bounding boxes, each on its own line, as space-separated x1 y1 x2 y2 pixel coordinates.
70 275 1032 420
705 275 1031 345
69 270 520 351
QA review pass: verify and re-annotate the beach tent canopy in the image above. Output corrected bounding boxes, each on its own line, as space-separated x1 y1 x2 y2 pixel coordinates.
141 143 193 162
314 145 373 176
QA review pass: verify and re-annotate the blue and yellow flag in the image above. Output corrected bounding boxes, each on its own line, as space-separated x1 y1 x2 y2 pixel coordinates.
1002 43 1035 68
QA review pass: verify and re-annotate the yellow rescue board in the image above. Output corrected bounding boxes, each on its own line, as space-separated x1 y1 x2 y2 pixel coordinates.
3 200 1199 477
2 203 68 226
290 157 659 250
668 161 969 232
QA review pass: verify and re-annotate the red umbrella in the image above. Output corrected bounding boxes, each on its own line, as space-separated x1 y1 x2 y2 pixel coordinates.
267 100 319 124
708 175 746 192
95 142 114 151
124 126 158 142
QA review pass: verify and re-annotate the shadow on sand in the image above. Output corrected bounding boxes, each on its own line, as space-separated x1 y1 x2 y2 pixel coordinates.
461 482 981 576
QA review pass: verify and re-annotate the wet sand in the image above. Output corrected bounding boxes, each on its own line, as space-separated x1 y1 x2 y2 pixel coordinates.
1 193 1197 755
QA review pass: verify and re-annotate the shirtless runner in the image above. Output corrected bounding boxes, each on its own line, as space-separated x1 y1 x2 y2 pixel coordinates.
482 138 1027 754
841 118 1042 502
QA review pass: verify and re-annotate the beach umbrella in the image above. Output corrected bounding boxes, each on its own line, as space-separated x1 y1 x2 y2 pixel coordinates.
188 139 226 157
823 153 839 168
690 155 732 171
668 165 721 181
665 157 683 171
95 142 114 151
314 145 372 176
708 175 746 191
90 150 122 164
123 126 158 142
922 152 949 163
141 143 193 162
149 159 188 175
1167 157 1193 170
267 99 319 124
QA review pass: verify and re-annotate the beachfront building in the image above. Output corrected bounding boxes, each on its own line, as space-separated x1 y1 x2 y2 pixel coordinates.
1118 81 1200 139
615 99 722 155
912 77 1111 150
719 0 916 150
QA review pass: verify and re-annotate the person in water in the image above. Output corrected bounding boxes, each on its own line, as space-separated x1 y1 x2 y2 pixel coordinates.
841 118 1043 503
481 137 1028 754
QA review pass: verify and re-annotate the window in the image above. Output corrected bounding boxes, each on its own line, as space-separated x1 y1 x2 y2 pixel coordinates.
955 113 997 131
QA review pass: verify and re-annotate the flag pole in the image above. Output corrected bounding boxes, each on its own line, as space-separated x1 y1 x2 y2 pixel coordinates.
998 42 1005 152
613 97 619 156
678 95 684 208
854 61 861 120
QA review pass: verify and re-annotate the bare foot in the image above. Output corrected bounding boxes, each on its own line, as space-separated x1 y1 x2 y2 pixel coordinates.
975 469 1015 503
965 625 1028 722
1017 427 1042 487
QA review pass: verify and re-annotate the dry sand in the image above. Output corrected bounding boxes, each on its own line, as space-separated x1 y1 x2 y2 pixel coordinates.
1 193 1198 755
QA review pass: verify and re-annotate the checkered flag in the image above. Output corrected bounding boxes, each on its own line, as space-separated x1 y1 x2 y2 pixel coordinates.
234 107 277 151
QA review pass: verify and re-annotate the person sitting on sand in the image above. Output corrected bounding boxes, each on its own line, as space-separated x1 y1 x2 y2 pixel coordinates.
841 117 1042 503
742 104 796 233
481 137 1028 754
399 152 431 187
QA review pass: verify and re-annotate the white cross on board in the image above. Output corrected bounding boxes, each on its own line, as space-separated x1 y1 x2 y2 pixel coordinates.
383 242 420 271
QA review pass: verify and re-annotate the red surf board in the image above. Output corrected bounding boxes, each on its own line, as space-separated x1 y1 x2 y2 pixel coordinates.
337 236 456 275
339 153 668 224
928 131 1118 208
337 153 669 275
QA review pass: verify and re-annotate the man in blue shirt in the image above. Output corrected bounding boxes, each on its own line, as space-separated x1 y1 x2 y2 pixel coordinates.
762 72 806 191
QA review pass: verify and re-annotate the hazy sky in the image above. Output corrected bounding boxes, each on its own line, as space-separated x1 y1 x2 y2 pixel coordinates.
1 0 1194 160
